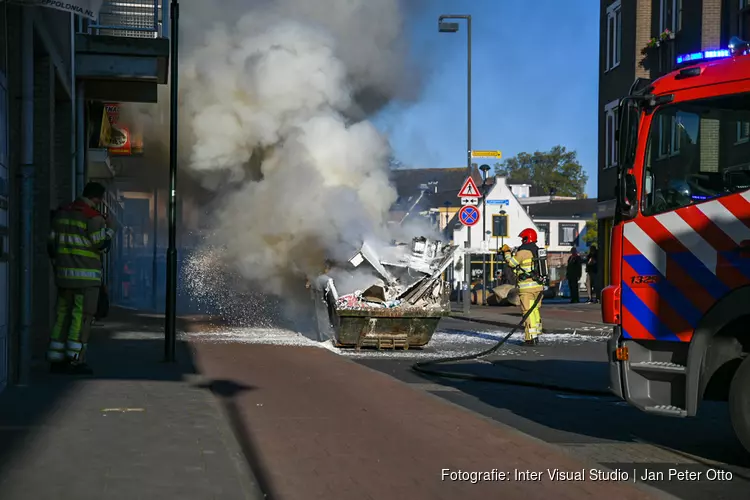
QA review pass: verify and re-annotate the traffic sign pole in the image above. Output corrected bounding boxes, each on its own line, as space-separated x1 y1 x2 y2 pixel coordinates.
457 204 480 313
457 176 481 313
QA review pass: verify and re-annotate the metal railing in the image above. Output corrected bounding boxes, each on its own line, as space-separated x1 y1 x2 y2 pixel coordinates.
79 0 169 38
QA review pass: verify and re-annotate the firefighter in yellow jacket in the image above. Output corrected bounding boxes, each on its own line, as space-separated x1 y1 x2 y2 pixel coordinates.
500 228 545 346
46 182 117 374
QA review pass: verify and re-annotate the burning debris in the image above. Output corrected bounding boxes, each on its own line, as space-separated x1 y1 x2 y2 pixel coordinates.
310 236 461 349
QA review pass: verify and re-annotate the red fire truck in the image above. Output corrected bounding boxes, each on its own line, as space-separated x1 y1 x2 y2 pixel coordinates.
604 37 750 454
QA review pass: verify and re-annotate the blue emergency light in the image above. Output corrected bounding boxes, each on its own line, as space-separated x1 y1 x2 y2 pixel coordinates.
676 49 730 65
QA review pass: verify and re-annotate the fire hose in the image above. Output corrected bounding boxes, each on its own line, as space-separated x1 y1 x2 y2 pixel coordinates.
412 292 612 396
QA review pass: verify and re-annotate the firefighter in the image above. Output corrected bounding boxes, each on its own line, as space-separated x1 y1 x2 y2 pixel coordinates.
500 228 545 346
46 182 117 374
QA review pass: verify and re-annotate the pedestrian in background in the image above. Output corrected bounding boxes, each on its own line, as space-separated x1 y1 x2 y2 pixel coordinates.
566 248 583 303
586 245 599 303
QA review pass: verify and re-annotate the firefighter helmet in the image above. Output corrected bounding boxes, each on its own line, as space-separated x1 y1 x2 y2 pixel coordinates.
519 228 538 244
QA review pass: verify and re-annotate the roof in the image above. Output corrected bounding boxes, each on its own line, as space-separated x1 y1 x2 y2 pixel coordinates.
526 198 597 219
389 166 483 197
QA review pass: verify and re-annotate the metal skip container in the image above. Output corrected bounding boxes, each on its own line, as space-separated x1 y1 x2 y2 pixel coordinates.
311 237 458 350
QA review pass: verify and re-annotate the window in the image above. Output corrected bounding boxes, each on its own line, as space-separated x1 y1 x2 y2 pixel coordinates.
642 93 750 217
605 100 619 168
671 116 682 155
606 1 622 71
737 121 750 144
535 222 550 246
660 0 682 33
742 0 750 39
492 214 508 237
655 115 682 158
559 223 579 246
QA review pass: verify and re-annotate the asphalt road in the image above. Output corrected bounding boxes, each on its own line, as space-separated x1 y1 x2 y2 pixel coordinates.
185 317 750 500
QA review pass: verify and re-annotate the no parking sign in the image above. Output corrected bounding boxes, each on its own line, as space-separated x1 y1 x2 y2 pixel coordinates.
458 205 480 226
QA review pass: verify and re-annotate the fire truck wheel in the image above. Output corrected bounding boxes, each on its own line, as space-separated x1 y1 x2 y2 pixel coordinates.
729 355 750 454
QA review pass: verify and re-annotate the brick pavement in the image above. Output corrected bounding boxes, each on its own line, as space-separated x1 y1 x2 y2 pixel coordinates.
193 342 669 500
451 301 608 333
0 308 264 500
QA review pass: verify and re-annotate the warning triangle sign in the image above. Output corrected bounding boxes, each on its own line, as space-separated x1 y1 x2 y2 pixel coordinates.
458 176 481 197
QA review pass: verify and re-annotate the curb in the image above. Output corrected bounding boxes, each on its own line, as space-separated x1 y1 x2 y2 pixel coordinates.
449 314 610 336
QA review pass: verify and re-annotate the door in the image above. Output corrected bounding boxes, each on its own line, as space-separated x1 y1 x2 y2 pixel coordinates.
621 92 750 343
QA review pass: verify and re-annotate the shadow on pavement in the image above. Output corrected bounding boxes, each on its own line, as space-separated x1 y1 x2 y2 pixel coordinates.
196 379 279 500
0 307 271 499
415 357 750 470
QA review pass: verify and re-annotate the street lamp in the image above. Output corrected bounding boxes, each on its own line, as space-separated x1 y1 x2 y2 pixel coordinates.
485 229 492 286
499 209 507 249
497 208 507 284
438 13 472 313
164 0 180 362
479 164 490 304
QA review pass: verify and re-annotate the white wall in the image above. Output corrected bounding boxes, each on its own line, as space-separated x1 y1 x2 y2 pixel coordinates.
532 218 588 252
452 176 540 250
509 183 530 199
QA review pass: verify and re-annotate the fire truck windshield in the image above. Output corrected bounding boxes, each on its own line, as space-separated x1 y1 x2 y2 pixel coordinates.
641 92 750 216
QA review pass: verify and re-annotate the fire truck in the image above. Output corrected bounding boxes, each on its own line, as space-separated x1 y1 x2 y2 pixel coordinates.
604 37 750 454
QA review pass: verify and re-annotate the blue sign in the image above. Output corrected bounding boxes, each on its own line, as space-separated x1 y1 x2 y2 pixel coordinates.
486 199 509 205
458 205 480 226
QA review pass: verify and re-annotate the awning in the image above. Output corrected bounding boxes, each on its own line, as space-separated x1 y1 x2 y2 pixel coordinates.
87 148 115 179
10 1 104 21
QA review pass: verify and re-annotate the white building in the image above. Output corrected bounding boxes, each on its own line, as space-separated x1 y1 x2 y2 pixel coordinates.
447 176 598 296
526 199 597 291
447 176 544 287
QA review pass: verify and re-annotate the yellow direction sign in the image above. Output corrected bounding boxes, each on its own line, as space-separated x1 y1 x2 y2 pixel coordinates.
471 150 502 159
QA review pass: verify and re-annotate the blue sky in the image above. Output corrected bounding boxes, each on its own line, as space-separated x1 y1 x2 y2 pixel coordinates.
373 0 600 197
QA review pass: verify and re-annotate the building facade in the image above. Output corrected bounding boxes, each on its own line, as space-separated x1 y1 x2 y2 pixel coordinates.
597 0 737 292
0 1 169 392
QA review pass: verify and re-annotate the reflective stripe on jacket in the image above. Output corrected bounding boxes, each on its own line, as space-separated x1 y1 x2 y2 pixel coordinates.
503 244 543 292
49 197 111 288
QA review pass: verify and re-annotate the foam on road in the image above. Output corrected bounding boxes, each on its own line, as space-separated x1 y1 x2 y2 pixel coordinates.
183 322 606 360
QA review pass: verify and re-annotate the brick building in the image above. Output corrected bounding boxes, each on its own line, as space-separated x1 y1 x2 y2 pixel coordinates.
596 0 746 291
0 1 169 392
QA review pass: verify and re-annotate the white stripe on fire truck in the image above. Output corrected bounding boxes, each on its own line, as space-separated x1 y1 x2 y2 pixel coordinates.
696 199 750 245
742 190 750 203
654 211 717 275
623 222 667 277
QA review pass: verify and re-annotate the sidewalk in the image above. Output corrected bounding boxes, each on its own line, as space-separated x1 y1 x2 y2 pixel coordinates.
0 308 264 500
450 300 609 334
193 341 668 500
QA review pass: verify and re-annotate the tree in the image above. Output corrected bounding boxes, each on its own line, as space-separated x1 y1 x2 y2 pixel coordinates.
494 145 588 197
583 218 598 247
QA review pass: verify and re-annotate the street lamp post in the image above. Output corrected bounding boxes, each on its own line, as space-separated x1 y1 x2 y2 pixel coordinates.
164 0 180 362
479 164 490 304
439 14 472 313
485 229 492 286
497 208 507 282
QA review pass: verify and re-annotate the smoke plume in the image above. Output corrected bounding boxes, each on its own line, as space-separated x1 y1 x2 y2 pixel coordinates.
127 0 427 303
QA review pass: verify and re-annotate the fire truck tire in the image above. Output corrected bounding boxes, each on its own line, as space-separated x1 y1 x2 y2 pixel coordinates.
729 355 750 454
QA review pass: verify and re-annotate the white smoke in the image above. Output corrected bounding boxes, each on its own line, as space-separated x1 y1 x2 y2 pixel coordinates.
164 0 425 296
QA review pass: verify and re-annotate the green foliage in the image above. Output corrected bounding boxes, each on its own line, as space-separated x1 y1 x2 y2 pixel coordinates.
583 218 598 246
494 145 588 197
